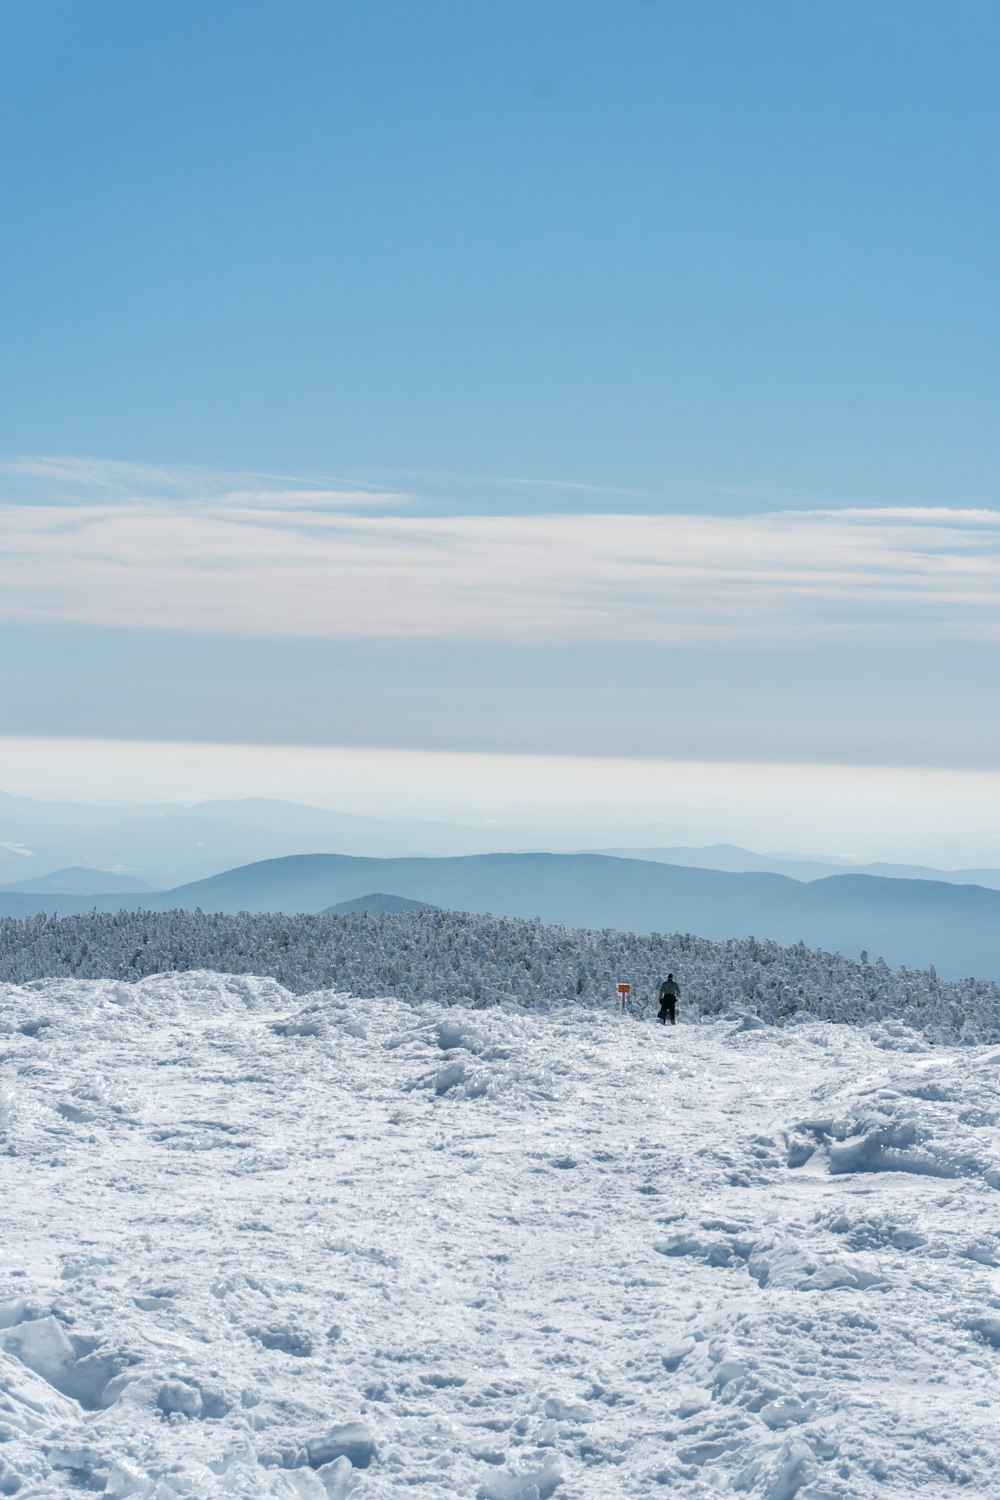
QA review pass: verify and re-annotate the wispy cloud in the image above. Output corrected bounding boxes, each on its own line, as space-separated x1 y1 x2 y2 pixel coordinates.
0 454 410 511
2 464 998 642
358 464 654 498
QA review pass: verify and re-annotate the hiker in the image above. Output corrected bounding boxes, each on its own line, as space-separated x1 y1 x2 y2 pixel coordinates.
657 973 680 1025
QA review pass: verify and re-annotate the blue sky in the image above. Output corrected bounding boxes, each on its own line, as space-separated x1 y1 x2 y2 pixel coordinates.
1 1 998 850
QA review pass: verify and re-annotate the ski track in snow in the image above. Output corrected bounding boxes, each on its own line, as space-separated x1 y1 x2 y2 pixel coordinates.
2 973 1000 1498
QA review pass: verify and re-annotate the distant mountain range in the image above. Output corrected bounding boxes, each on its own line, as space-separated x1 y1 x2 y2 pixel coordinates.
0 866 154 896
603 844 1000 891
0 789 695 887
3 789 999 893
3 850 1000 983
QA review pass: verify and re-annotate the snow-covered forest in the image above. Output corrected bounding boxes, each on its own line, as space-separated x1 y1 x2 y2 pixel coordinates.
3 908 999 1044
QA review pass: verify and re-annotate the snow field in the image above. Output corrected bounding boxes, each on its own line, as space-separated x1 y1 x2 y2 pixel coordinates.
2 973 1000 1497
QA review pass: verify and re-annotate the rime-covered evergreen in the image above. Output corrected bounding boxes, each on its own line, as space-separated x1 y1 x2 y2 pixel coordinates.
2 907 998 1044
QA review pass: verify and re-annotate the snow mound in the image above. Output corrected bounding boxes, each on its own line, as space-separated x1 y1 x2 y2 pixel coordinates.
786 1049 1000 1192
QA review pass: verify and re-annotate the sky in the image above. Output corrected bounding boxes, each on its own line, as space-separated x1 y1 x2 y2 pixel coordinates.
1 1 998 858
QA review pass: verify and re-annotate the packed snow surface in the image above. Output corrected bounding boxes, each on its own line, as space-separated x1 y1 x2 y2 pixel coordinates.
3 972 1000 1497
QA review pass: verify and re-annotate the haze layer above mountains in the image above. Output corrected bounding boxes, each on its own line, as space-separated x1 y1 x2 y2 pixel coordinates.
2 792 999 891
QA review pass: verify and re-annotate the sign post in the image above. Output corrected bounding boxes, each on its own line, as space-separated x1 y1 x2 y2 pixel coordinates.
617 982 631 1013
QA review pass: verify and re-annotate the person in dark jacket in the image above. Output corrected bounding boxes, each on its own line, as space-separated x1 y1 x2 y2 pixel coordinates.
657 973 680 1025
